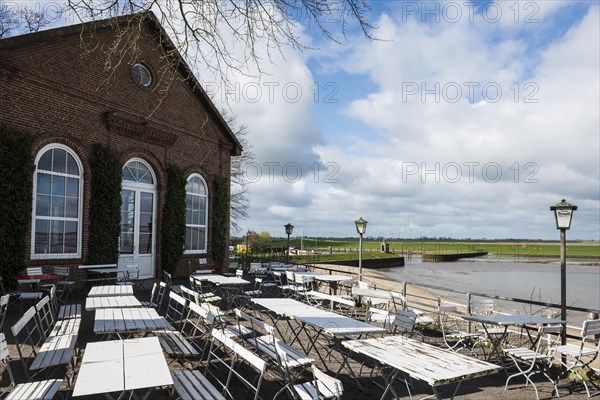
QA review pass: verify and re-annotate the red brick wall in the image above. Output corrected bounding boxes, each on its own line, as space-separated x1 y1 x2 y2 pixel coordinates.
0 21 235 282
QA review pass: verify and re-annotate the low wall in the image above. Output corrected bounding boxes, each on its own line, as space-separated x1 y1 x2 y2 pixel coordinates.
319 257 404 269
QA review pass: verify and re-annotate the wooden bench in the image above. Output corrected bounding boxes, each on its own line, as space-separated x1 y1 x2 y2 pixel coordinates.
154 292 199 362
205 328 267 400
171 370 225 400
11 297 79 382
307 290 358 316
1 333 63 400
234 309 314 370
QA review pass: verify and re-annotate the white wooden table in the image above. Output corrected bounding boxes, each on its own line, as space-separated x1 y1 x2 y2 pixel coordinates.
73 337 172 399
94 307 170 337
462 314 567 362
88 285 134 297
85 295 142 311
191 274 249 285
312 274 353 295
343 336 502 399
79 264 120 284
252 298 384 386
192 274 250 309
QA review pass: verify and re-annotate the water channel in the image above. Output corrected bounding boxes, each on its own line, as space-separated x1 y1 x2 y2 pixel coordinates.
377 256 600 324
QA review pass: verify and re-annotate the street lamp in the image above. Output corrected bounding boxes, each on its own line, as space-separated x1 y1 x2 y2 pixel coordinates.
245 230 251 270
284 223 294 263
355 217 368 281
550 199 577 346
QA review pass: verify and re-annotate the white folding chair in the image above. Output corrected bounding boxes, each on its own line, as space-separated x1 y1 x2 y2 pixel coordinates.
504 325 563 400
553 319 600 397
53 266 75 303
438 306 482 354
292 364 344 400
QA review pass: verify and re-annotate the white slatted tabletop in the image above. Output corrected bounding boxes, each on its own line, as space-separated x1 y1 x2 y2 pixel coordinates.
343 336 502 387
88 285 134 297
313 274 353 282
85 295 142 311
191 274 249 285
253 298 384 336
94 307 169 335
73 337 172 397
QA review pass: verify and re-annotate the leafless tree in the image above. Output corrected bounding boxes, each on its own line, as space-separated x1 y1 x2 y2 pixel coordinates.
223 111 254 233
0 5 56 38
65 0 375 81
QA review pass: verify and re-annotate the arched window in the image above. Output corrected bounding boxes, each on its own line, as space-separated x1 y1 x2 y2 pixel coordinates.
32 144 83 258
185 174 208 253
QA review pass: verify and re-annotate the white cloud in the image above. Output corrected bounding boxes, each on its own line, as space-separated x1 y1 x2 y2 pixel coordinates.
227 3 599 239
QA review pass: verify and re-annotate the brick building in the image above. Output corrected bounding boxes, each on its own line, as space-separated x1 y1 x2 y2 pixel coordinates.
0 12 241 282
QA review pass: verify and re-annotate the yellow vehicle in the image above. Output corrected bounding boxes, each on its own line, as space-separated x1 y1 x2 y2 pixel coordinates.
236 244 252 254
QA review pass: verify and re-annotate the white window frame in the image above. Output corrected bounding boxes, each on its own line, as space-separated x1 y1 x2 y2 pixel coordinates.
31 143 83 259
184 173 208 254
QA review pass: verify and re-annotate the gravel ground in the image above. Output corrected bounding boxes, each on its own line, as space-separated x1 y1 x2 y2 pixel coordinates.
1 276 594 400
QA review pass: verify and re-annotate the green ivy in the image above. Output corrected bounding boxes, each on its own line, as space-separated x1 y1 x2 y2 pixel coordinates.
211 177 230 266
161 165 186 274
0 125 34 288
88 144 122 264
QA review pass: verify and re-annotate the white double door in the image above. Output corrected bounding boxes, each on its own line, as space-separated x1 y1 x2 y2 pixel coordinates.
118 185 155 279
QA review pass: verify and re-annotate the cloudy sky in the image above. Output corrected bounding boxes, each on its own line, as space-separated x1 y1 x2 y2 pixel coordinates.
203 0 599 241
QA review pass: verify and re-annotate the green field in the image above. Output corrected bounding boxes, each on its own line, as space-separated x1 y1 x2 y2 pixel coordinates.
250 238 600 260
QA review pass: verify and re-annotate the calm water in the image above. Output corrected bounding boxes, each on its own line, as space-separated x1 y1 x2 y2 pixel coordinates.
377 256 600 319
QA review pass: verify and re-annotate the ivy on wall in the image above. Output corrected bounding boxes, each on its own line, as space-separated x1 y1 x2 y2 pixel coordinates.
161 165 186 274
0 125 34 287
211 177 230 267
88 144 122 264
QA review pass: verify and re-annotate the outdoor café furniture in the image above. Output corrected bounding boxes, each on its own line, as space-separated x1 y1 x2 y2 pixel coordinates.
462 314 567 362
72 337 173 399
88 284 134 297
342 335 502 400
1 332 63 400
78 263 120 285
11 299 78 382
310 274 354 295
53 266 75 302
552 318 600 397
85 295 142 311
504 325 563 400
93 307 169 338
438 306 483 355
191 274 250 309
252 297 385 386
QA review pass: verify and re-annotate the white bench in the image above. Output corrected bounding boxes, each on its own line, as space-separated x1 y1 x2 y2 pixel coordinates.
307 290 357 316
205 329 267 400
1 333 63 400
12 298 78 381
234 309 314 370
172 370 225 400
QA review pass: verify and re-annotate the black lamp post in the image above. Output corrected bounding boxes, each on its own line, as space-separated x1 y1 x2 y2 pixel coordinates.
354 217 368 281
550 199 577 347
284 223 294 263
245 230 251 269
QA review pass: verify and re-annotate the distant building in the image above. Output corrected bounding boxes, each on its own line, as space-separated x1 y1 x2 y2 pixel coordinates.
0 12 242 280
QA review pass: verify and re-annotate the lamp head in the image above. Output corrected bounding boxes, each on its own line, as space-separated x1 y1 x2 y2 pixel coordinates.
355 217 368 235
284 223 294 235
550 199 577 230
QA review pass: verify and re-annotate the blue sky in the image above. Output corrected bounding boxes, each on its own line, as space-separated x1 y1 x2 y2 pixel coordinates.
208 0 599 240
8 0 596 240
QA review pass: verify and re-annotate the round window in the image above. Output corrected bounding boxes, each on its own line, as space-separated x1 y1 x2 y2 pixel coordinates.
132 63 152 87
